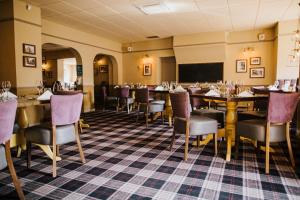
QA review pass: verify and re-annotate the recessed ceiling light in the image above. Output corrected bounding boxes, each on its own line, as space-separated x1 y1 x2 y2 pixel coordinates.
146 35 160 39
137 2 170 15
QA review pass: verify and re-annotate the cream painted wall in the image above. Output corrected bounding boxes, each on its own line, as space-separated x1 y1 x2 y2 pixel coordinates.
122 38 174 85
276 20 299 79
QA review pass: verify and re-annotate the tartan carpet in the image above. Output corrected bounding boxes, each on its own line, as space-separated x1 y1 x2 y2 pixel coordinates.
1 110 300 200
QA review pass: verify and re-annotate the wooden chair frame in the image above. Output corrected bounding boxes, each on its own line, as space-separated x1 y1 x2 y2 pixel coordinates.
27 121 86 177
4 140 25 199
136 102 164 127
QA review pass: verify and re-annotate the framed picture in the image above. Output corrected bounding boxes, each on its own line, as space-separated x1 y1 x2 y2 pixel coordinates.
143 64 152 76
23 43 36 55
236 59 247 73
23 56 36 68
250 57 261 65
100 65 108 73
250 67 265 78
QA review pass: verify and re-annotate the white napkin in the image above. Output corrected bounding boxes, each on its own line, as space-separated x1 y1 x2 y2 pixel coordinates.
0 91 17 99
155 86 164 91
205 90 220 97
173 85 186 92
37 90 53 101
267 85 279 91
114 85 119 89
237 90 253 97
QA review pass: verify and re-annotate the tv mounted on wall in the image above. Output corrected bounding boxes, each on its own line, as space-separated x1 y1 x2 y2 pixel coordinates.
179 62 223 83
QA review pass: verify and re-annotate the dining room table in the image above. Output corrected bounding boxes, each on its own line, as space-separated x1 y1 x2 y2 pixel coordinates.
190 93 269 161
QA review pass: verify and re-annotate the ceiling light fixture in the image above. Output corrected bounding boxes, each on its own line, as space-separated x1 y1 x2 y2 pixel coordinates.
137 2 170 15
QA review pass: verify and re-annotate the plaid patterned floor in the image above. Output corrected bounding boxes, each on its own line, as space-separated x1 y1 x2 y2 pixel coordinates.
1 110 300 200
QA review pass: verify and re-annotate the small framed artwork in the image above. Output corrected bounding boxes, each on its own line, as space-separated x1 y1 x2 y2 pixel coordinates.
250 57 261 65
100 65 108 73
250 67 265 78
23 56 36 68
236 59 247 73
143 64 152 76
23 43 36 55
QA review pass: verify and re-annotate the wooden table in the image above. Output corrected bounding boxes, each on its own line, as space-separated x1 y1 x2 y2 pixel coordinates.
16 98 61 161
191 94 268 161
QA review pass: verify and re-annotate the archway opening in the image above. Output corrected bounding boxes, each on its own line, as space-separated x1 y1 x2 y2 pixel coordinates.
42 43 83 91
93 54 115 109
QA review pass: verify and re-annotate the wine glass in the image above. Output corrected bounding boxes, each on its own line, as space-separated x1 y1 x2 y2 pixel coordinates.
36 81 44 95
2 81 11 99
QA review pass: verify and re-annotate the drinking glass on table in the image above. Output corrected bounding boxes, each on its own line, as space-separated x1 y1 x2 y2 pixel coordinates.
2 81 11 99
36 81 44 95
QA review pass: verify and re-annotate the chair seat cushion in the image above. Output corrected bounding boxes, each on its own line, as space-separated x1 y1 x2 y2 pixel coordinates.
106 96 118 101
237 119 286 142
127 97 134 104
25 123 76 145
174 115 218 136
0 145 7 170
149 103 164 113
193 109 225 128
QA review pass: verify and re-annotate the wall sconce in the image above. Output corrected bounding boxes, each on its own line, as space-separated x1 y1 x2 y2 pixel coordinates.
42 60 47 70
242 47 255 56
143 54 152 64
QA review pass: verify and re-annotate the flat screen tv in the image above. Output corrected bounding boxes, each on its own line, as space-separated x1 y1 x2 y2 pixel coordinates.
179 62 223 83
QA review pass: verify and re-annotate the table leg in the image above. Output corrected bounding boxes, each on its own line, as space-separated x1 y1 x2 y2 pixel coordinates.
164 93 172 127
225 102 237 162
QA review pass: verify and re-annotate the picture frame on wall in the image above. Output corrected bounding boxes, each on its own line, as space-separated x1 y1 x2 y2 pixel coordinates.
250 67 265 78
250 57 261 65
23 43 36 55
143 64 152 76
100 65 108 73
236 59 247 73
23 56 36 68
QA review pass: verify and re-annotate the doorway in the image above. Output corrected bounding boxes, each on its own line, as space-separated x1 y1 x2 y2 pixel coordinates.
161 56 176 82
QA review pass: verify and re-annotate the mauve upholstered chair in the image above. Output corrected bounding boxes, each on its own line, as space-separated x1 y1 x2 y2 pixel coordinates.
25 94 86 177
135 88 165 127
169 92 218 161
0 99 25 199
115 87 134 113
235 92 300 174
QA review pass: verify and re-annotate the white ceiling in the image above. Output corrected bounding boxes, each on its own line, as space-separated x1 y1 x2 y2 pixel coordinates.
26 0 299 43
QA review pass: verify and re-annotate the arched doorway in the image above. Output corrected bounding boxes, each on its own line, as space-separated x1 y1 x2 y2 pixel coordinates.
42 43 83 90
93 54 115 109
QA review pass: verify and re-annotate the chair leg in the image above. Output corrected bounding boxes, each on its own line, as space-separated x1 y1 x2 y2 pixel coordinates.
136 104 140 123
286 122 295 167
56 145 60 157
234 135 240 160
161 112 164 124
5 141 25 200
27 141 31 169
146 107 149 128
196 136 200 148
184 121 190 161
75 122 86 164
265 123 270 174
52 126 57 177
169 130 176 151
214 133 218 156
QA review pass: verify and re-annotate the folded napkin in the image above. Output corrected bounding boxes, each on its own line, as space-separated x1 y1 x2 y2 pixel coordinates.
237 90 253 97
173 85 186 92
267 85 279 91
114 85 119 89
205 90 220 97
37 90 53 101
155 86 164 91
0 91 17 99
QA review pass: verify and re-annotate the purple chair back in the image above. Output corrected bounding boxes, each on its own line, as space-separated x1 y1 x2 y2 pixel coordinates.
135 88 149 103
116 87 130 98
0 100 17 144
278 79 284 89
187 88 208 108
267 92 300 123
50 94 83 126
170 92 190 119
